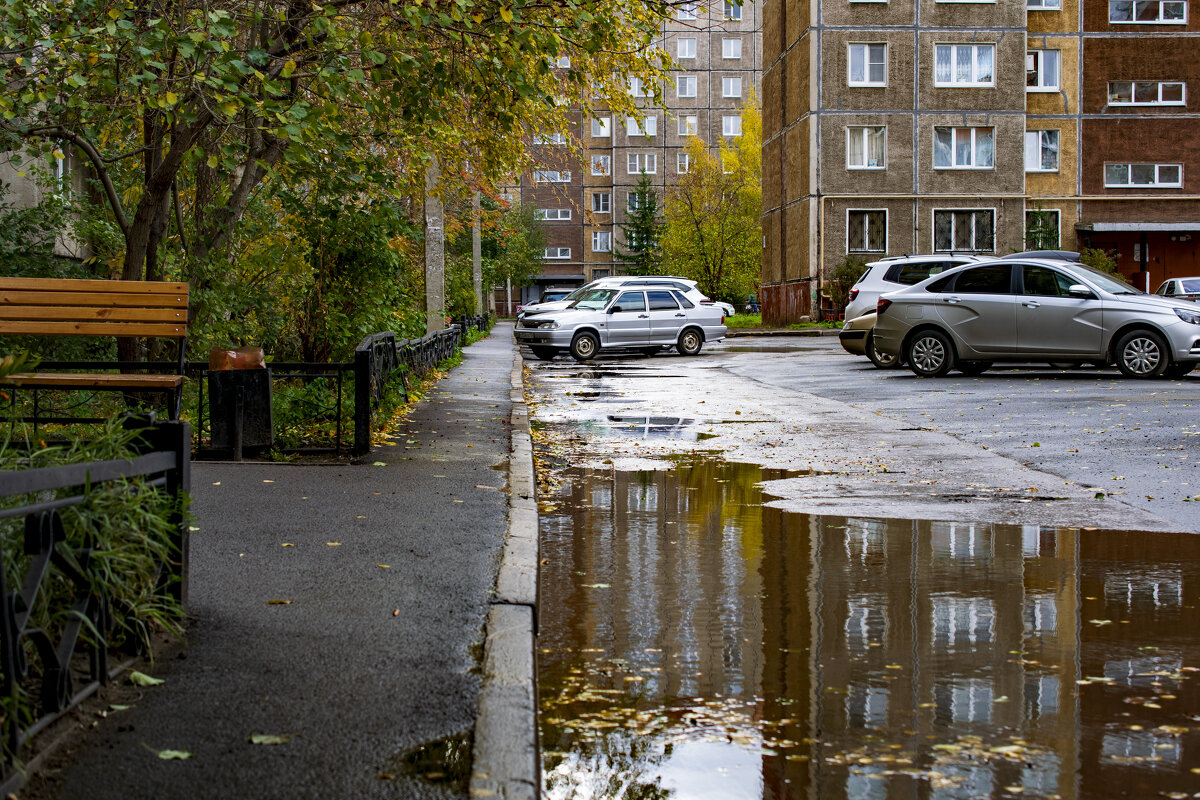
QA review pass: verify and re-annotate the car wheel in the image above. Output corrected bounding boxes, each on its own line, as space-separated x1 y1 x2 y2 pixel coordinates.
1164 361 1197 378
957 361 992 376
676 328 703 356
529 346 558 361
1114 329 1169 378
570 332 600 362
906 330 955 377
865 331 902 369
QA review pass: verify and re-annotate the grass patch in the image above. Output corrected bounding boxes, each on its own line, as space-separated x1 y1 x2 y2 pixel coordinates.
725 314 841 330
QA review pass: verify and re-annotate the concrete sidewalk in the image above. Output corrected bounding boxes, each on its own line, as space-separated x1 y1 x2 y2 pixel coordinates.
22 323 532 800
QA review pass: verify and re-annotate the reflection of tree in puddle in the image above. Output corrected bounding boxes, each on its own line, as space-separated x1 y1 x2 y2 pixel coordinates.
538 457 1200 799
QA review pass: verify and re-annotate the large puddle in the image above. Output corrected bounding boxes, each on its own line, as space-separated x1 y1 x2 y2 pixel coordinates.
539 457 1200 799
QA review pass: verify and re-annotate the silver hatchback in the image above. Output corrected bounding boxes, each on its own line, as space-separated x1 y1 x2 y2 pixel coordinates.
513 286 726 361
872 258 1200 379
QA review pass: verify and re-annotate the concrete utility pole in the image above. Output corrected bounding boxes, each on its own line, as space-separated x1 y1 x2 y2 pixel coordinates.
425 158 445 333
472 191 483 316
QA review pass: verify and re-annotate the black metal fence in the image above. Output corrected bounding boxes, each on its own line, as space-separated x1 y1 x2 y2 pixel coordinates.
0 421 190 787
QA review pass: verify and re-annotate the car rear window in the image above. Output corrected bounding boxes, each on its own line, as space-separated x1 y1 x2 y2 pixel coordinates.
1181 279 1200 293
648 291 678 310
885 261 955 285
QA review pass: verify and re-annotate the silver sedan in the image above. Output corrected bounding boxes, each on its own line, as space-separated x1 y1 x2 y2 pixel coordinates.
513 287 726 361
872 258 1200 379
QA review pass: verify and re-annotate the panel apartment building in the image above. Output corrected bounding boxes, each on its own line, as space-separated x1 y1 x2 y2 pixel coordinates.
762 0 1200 324
503 0 763 309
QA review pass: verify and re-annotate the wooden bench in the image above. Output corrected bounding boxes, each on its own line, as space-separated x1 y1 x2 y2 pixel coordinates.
0 277 189 422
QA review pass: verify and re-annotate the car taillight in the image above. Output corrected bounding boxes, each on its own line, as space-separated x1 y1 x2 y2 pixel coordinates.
876 298 892 315
699 296 711 303
848 288 859 301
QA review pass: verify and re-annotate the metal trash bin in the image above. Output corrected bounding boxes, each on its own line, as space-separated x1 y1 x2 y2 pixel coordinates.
208 347 273 459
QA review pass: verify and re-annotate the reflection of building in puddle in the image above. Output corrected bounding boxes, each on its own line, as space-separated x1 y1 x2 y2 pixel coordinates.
538 458 1200 799
605 414 697 440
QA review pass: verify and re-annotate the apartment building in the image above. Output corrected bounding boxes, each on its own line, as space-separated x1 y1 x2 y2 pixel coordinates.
509 0 763 308
762 0 1200 324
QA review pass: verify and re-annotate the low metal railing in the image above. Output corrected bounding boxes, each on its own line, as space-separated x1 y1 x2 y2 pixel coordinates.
0 421 190 787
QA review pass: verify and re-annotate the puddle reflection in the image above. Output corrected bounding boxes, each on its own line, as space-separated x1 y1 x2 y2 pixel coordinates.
539 458 1200 800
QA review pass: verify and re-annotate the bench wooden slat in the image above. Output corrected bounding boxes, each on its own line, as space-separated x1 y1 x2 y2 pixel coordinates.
0 306 187 323
1 373 184 389
0 290 187 309
0 320 186 337
0 277 188 294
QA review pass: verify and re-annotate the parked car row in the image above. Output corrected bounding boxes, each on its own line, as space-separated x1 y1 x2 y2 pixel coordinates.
843 252 1199 379
517 275 735 320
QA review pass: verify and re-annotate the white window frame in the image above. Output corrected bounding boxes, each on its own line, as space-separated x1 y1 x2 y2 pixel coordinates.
678 152 692 173
933 209 996 253
678 115 698 136
554 56 571 68
592 192 611 213
846 126 887 170
847 209 888 253
1026 50 1061 92
722 76 742 98
848 43 887 87
533 132 568 145
1107 80 1186 106
677 75 697 98
627 153 658 174
677 1 697 19
1025 208 1061 249
590 155 611 176
934 44 995 88
1109 0 1187 23
724 1 742 20
677 38 697 59
933 126 994 170
722 38 742 59
722 114 742 136
591 117 611 138
532 169 571 183
1104 163 1183 187
535 208 572 221
1024 130 1060 172
542 247 571 259
626 116 656 136
591 231 612 252
1028 0 1062 8
629 77 646 97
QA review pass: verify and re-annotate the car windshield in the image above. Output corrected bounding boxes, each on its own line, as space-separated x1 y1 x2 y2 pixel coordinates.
1072 264 1140 295
1181 278 1200 293
570 288 619 309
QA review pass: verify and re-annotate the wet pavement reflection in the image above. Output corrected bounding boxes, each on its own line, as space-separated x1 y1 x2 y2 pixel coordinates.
539 457 1200 799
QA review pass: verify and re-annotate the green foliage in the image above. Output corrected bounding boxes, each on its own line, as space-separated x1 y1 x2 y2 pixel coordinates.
483 203 546 295
825 256 868 307
1024 208 1061 251
615 173 662 274
660 96 762 304
1081 247 1120 276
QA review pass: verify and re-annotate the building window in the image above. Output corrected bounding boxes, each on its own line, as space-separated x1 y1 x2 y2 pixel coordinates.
591 117 611 137
1109 0 1187 22
592 231 612 252
1104 163 1183 187
1025 209 1061 249
934 45 995 87
592 192 611 213
677 75 697 98
934 210 995 252
722 76 742 97
678 152 692 173
554 56 571 68
533 169 571 183
848 44 887 86
678 115 698 135
590 155 610 176
677 1 697 19
723 38 742 59
535 208 572 221
533 132 568 145
1025 130 1059 172
724 0 742 20
629 77 646 97
677 38 696 59
627 153 658 174
1028 0 1061 7
627 116 656 136
722 115 742 136
847 126 886 169
542 247 571 259
1026 50 1060 91
1108 80 1186 105
848 210 887 253
628 192 652 212
934 126 994 169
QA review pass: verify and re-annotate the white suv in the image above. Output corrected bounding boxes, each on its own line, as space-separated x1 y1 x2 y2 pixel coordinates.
843 255 988 321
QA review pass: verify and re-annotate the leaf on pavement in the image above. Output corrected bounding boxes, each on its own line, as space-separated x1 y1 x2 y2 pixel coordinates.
267 599 292 605
373 461 387 466
249 733 292 745
156 749 192 760
129 670 164 686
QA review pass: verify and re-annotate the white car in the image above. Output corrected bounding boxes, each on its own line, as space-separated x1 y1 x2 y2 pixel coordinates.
843 254 988 320
1155 276 1200 303
518 276 727 320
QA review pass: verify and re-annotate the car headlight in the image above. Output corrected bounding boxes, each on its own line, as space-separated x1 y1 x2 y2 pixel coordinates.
535 320 560 330
1175 307 1200 325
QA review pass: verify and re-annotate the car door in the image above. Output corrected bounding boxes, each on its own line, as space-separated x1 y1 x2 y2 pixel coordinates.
1016 264 1103 356
646 291 686 343
606 291 650 345
933 264 1018 356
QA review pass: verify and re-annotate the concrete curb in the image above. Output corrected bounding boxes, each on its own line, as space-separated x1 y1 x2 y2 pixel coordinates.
471 340 540 799
725 327 840 337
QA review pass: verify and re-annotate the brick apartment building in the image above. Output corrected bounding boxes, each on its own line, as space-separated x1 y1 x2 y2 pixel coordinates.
762 0 1200 324
501 0 764 310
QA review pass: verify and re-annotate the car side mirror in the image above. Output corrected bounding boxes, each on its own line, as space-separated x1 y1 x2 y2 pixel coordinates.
608 306 621 314
1067 284 1095 299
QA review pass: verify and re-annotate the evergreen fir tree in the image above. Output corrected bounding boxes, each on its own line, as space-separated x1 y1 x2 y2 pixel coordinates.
614 172 662 275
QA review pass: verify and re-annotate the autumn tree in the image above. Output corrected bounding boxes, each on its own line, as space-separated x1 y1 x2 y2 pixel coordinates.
660 95 761 303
